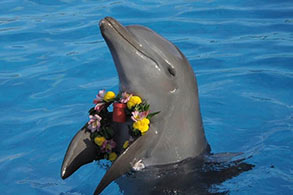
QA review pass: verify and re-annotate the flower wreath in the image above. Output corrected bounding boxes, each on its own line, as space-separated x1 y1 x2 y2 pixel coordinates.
86 90 159 162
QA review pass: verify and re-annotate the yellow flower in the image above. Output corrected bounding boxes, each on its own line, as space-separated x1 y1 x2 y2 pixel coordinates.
123 140 129 149
108 152 117 161
127 96 142 109
94 136 106 146
103 91 116 102
133 118 150 134
106 144 112 151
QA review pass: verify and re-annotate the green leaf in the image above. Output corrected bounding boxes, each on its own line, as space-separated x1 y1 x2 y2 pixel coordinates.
145 104 150 111
132 129 141 137
101 126 113 140
115 92 122 101
134 104 140 111
88 107 96 115
106 126 114 138
147 111 160 119
106 98 115 104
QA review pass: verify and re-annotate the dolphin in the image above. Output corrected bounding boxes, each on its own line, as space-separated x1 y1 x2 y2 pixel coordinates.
61 17 226 194
116 154 253 194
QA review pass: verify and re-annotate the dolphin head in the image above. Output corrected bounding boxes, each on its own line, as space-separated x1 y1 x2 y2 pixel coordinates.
100 17 197 115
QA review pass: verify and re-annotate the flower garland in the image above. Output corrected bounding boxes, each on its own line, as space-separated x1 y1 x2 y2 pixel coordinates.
86 90 159 162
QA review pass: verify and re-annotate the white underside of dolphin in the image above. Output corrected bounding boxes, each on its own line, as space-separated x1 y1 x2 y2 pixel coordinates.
61 17 210 194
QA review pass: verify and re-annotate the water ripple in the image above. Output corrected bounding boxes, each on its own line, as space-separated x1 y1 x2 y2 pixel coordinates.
0 0 292 194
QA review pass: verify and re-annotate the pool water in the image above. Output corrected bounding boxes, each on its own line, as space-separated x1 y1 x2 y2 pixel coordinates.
0 0 292 194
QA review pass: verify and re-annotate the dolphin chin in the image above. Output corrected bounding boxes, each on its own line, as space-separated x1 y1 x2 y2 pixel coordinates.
61 16 211 194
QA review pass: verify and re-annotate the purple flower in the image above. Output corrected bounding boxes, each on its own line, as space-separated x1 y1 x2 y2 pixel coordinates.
93 89 106 104
88 114 102 132
120 92 132 104
131 110 150 122
94 102 106 112
101 139 116 153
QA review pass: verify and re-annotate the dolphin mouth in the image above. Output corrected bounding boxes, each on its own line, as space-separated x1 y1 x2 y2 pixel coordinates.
99 17 141 51
99 17 157 65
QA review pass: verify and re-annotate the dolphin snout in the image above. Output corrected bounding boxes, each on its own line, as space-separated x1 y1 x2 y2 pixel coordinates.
99 17 144 54
99 17 112 29
99 17 124 33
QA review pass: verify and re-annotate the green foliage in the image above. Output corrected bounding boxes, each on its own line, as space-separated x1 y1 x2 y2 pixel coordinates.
128 125 141 138
134 101 150 112
114 92 122 101
147 111 160 119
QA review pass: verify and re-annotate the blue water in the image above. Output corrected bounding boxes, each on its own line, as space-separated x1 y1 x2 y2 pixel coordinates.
1 0 292 194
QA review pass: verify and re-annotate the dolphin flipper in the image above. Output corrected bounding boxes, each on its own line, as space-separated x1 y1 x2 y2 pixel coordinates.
61 126 99 179
94 129 155 194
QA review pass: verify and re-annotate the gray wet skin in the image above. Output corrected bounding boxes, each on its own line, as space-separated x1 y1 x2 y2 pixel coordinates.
61 17 210 194
100 17 208 165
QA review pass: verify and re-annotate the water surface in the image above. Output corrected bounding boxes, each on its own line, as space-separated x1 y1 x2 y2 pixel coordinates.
0 0 292 194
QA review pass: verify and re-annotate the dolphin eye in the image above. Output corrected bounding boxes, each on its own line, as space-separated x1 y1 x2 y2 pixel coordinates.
167 66 176 77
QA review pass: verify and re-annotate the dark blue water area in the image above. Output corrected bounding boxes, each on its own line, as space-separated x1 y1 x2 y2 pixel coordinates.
0 0 292 194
